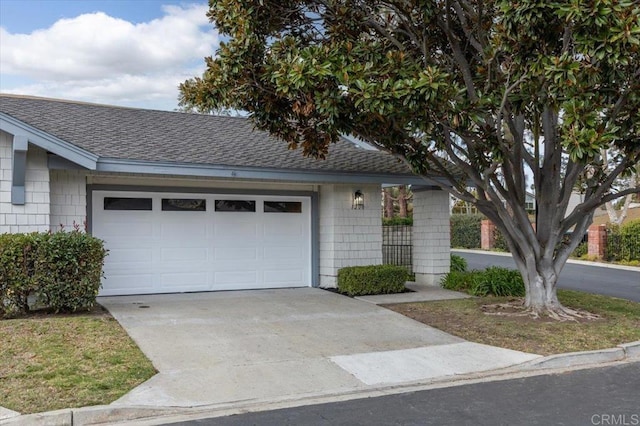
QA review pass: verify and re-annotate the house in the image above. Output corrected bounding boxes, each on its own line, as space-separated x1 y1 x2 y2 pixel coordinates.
0 94 451 296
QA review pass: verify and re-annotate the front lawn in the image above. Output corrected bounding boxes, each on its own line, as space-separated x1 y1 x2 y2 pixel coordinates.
384 290 640 356
0 306 156 414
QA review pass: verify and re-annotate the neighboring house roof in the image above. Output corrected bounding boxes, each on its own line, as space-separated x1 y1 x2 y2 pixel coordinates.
0 94 433 184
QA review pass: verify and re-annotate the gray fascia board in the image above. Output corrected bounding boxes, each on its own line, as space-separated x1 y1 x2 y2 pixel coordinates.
0 113 98 169
96 157 431 185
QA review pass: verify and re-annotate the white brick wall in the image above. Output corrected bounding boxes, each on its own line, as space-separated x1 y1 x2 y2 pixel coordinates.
319 184 382 287
50 170 88 231
0 130 51 233
412 188 451 285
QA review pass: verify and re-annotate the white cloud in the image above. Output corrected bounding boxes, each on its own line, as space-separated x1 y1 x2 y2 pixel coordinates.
0 3 218 110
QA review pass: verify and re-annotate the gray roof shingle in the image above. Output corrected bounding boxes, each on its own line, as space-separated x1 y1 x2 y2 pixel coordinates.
0 94 416 176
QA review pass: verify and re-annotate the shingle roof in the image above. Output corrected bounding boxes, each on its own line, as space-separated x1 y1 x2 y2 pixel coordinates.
0 94 416 177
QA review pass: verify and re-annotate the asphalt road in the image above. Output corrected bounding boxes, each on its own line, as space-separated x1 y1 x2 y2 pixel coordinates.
167 362 640 426
453 250 640 302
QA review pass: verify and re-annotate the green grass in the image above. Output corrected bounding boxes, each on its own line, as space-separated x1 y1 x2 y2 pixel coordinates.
0 307 156 414
384 290 640 356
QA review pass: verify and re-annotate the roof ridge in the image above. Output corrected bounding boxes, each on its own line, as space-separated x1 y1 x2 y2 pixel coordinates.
0 93 250 120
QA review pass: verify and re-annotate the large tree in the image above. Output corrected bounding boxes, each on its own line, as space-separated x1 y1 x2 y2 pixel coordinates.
180 0 640 318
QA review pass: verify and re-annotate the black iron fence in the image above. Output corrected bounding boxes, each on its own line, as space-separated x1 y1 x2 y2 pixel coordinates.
382 225 413 272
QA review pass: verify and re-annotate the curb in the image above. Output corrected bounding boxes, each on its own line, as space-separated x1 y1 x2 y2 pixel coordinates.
451 249 640 272
511 341 640 371
3 341 639 426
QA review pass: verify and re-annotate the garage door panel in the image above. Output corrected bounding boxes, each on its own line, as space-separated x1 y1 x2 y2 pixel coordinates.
100 273 155 296
214 220 258 240
264 269 304 285
160 247 209 262
263 219 304 239
100 221 154 238
160 221 207 240
263 246 304 262
214 270 258 286
214 247 258 261
107 248 154 263
160 272 208 290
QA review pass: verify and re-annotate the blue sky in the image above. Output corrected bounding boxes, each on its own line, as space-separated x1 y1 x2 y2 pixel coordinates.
0 0 216 110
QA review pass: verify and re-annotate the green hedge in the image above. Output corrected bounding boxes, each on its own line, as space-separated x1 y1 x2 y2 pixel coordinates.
450 214 483 248
606 219 640 261
382 217 413 226
0 231 107 318
337 265 408 296
441 266 525 297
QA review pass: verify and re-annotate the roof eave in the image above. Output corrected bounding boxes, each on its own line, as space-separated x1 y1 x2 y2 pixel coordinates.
0 113 98 169
95 157 435 185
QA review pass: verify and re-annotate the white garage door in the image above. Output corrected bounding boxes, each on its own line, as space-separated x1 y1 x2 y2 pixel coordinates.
92 191 312 296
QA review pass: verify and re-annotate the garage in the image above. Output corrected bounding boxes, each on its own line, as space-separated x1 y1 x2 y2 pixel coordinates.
92 190 312 296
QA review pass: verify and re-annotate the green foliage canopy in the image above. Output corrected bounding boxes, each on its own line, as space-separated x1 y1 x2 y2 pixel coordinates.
181 0 640 312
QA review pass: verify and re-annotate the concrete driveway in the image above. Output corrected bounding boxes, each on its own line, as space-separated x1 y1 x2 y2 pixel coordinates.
99 288 539 408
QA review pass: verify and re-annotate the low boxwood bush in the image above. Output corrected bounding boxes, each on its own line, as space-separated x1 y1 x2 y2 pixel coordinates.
450 254 468 273
441 266 525 297
337 265 408 296
0 231 107 318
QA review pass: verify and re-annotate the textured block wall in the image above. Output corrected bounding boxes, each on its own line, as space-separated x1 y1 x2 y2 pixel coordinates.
319 184 382 287
412 188 451 285
50 170 88 231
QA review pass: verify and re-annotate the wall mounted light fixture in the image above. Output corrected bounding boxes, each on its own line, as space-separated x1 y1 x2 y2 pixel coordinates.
352 190 364 209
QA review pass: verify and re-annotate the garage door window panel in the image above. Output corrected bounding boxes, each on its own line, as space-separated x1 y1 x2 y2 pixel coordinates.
104 197 152 211
162 198 206 211
215 200 256 212
264 201 302 213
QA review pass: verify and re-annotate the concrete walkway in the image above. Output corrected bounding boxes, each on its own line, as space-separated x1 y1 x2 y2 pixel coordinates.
97 288 539 409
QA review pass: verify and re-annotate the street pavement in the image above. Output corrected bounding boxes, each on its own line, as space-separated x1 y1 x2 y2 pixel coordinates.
454 250 640 302
165 361 640 426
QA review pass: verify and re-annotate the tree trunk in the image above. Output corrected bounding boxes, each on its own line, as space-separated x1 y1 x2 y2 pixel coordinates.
383 188 394 218
398 185 408 218
522 263 562 312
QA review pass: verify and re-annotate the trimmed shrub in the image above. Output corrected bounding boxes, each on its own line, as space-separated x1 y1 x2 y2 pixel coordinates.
37 231 107 312
606 220 640 261
450 214 483 248
0 231 107 318
337 265 408 296
0 233 41 317
470 266 525 297
450 254 468 273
